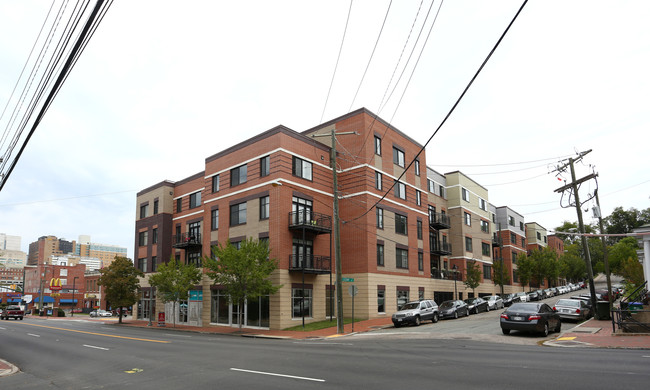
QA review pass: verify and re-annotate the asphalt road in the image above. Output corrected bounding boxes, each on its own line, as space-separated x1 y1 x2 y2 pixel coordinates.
1 312 649 390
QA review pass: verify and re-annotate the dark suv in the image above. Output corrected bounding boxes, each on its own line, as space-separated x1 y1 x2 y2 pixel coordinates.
392 300 439 327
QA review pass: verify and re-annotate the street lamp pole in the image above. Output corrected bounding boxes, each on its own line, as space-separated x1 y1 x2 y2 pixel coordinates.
71 276 79 317
452 265 458 300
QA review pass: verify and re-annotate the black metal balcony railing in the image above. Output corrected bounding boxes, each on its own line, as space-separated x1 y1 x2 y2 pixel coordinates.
289 255 331 274
492 233 502 247
430 268 463 281
428 212 451 230
430 240 452 255
288 211 332 234
172 232 202 249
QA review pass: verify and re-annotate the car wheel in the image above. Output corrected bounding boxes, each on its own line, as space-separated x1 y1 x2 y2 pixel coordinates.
554 320 561 333
502 328 510 335
454 311 458 319
414 316 421 326
486 305 490 312
466 308 470 317
542 323 549 337
432 313 439 323
394 323 401 328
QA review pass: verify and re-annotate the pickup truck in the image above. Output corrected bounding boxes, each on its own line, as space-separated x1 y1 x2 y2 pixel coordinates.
1 305 25 320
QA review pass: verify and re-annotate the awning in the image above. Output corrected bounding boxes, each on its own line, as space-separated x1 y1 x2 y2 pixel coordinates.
33 296 55 303
7 298 22 303
59 299 78 304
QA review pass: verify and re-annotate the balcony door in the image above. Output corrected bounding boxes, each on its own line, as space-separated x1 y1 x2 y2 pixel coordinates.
292 240 313 268
292 196 312 224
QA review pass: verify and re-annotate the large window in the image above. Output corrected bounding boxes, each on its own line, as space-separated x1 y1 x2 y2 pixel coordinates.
152 228 158 244
417 220 422 240
418 252 424 271
230 202 247 226
140 204 148 219
393 147 405 167
462 188 470 202
375 171 382 190
231 164 247 187
292 156 312 180
395 214 408 235
394 181 406 200
510 232 517 245
153 200 159 215
479 198 487 211
378 288 385 313
211 209 219 230
512 251 518 264
465 236 473 252
187 250 201 267
176 198 182 212
138 231 148 246
189 191 201 209
397 289 409 309
377 244 384 266
259 196 270 220
464 212 472 226
260 155 270 177
483 264 492 279
428 179 435 193
509 216 515 226
415 190 421 206
212 174 220 193
292 287 312 318
480 220 489 233
414 159 420 176
376 208 384 229
482 242 491 256
396 248 408 269
374 136 382 155
137 258 147 273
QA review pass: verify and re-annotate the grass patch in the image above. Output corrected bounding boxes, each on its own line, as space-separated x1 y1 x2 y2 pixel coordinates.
284 318 364 332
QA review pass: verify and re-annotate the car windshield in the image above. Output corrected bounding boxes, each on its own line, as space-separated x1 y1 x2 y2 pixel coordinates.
440 301 454 309
556 299 579 307
400 302 419 310
7 305 20 310
508 303 538 313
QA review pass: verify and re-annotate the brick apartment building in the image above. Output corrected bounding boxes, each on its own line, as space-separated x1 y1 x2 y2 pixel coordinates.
134 108 540 330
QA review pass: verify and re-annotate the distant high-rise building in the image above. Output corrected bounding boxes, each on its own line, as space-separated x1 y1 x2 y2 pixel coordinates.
74 235 127 267
28 235 126 267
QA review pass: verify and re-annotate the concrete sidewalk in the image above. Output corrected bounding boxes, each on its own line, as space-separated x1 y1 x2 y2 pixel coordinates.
545 317 650 349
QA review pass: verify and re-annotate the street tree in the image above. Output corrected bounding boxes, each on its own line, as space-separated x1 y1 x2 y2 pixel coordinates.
464 261 482 296
558 247 587 283
203 238 281 330
608 237 639 275
98 256 143 324
516 253 534 291
148 257 203 328
604 206 650 242
492 260 510 295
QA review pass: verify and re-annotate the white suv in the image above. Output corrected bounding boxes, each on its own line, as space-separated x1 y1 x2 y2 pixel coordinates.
391 299 439 327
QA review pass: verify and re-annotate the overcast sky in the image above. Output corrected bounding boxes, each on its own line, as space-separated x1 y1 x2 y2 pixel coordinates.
1 1 648 258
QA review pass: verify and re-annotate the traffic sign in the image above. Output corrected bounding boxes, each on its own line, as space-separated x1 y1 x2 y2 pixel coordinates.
348 285 358 297
341 277 354 282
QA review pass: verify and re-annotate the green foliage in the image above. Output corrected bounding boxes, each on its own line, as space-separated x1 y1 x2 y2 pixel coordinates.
203 238 281 330
98 256 143 324
527 247 559 287
558 250 587 283
492 260 510 293
609 237 639 275
464 261 482 294
618 256 644 286
515 253 534 290
604 206 650 241
148 257 203 328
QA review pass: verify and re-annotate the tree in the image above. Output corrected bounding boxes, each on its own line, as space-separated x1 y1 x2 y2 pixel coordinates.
203 238 281 330
148 257 203 328
560 244 587 283
98 256 143 324
464 261 482 296
529 247 559 287
516 253 534 291
604 206 650 242
608 237 639 275
618 256 644 286
492 260 510 295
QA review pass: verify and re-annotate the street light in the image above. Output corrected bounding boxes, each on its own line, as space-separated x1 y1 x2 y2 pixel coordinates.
71 276 79 317
452 265 458 300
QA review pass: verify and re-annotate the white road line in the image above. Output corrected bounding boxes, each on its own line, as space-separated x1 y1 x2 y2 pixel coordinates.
27 333 41 337
293 342 353 346
0 327 6 330
642 355 650 358
230 368 325 382
83 344 109 351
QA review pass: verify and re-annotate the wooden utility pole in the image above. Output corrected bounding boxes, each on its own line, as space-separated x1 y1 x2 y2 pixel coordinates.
594 189 613 312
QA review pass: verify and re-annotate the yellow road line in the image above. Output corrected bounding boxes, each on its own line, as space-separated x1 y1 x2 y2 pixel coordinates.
16 322 171 343
557 337 576 341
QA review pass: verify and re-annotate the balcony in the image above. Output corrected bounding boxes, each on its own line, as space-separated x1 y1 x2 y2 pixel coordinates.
430 240 452 256
492 233 502 247
288 211 332 234
429 213 451 230
289 255 331 274
431 268 463 281
172 232 202 249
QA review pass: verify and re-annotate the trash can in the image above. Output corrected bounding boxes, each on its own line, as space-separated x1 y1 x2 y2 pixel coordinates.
628 302 643 314
596 301 611 320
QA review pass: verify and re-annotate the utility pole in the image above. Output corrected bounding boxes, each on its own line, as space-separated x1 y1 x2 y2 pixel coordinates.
554 150 599 315
594 189 613 312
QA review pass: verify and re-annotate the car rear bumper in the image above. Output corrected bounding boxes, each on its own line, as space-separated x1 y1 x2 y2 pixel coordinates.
500 319 543 333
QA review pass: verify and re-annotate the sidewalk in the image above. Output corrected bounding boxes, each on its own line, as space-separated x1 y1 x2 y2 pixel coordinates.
545 317 650 349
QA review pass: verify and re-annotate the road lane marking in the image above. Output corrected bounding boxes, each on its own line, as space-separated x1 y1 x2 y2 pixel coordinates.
230 368 325 382
16 323 170 343
557 337 576 341
84 344 109 350
27 333 41 337
125 368 144 374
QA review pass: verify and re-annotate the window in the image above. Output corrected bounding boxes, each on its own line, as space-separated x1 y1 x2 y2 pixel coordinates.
140 204 148 219
419 289 425 300
189 191 201 209
414 159 420 176
509 216 515 226
544 236 547 243
415 190 421 206
464 212 471 226
152 228 158 244
211 209 219 230
513 270 519 283
483 264 492 279
395 214 408 235
374 136 381 155
259 196 269 220
212 174 220 193
439 185 445 198
138 231 148 246
377 288 385 313
177 198 182 213
512 251 517 263
397 289 409 309
376 208 384 229
377 244 384 266
462 188 469 202
138 258 147 273
260 155 270 177
393 147 405 167
537 231 541 240
396 248 408 269
482 242 490 256
230 202 247 226
417 220 422 240
428 179 435 193
153 200 159 215
375 171 382 190
418 252 424 271
480 220 489 233
394 181 406 200
292 156 312 180
465 236 473 252
520 221 524 231
428 205 436 224
188 250 201 267
292 287 312 318
231 164 247 186
510 233 517 245
151 256 157 272
479 198 487 211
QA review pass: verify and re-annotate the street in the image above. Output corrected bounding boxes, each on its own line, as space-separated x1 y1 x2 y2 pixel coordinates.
1 311 649 389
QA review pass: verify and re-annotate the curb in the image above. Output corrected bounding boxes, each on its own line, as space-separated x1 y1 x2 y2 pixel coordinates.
0 359 19 377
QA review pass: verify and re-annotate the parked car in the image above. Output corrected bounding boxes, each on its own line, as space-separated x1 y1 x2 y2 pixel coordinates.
89 309 113 318
464 297 489 314
543 288 555 298
392 299 439 327
439 300 469 319
500 302 561 336
536 289 547 299
553 298 592 321
515 292 529 302
483 295 504 310
1 305 24 320
527 291 539 301
502 293 521 307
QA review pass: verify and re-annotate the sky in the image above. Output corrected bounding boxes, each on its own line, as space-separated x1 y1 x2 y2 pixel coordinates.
1 0 648 258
